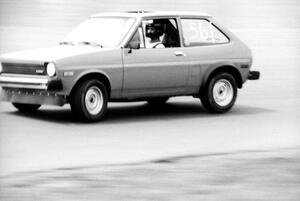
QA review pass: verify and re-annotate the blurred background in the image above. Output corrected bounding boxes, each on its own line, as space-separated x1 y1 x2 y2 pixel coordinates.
0 0 300 200
1 0 300 52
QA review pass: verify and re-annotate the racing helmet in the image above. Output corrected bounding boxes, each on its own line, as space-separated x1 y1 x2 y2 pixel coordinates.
145 21 164 38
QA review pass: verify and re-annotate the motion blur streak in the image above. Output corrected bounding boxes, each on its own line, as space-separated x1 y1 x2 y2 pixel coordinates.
1 148 300 201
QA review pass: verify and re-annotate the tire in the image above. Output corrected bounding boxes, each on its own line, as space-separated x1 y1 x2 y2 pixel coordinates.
146 97 169 106
200 72 237 113
12 103 41 112
70 79 108 122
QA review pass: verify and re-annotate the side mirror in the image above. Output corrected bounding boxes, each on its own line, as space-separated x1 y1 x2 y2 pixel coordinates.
128 41 140 53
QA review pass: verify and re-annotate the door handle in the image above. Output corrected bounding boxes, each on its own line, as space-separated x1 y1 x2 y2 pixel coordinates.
174 51 186 56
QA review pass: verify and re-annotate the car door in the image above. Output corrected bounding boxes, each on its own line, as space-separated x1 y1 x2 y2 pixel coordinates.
122 18 190 98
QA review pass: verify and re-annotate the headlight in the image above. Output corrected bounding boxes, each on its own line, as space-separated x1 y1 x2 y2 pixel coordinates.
46 62 56 77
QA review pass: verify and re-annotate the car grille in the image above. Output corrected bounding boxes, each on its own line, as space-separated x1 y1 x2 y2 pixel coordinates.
1 63 46 75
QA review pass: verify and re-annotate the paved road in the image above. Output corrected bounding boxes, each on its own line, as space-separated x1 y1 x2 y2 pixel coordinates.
1 148 300 201
0 0 300 179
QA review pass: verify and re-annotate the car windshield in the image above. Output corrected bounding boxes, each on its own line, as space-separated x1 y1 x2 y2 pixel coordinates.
61 17 135 48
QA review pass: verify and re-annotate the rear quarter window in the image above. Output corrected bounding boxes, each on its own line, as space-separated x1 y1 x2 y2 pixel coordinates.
181 18 229 47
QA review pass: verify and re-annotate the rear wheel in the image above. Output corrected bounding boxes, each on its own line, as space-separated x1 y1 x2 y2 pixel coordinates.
146 97 169 106
12 103 41 112
200 72 237 113
70 79 108 122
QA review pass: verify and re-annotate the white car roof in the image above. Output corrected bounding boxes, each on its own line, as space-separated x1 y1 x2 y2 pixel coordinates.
91 11 211 19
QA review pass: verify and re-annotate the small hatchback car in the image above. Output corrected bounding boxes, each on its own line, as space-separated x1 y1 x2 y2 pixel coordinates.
0 11 259 122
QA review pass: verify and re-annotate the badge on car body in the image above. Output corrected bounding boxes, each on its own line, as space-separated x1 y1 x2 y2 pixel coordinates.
36 69 44 74
63 71 74 76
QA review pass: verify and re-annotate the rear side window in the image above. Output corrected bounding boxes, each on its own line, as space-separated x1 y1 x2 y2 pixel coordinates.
181 19 229 47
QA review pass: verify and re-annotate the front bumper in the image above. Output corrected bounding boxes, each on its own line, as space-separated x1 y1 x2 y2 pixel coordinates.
0 74 65 106
0 74 62 90
0 88 66 106
248 71 260 80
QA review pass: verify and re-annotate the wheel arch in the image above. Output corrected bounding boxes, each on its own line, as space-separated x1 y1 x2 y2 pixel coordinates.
201 65 243 92
69 71 111 102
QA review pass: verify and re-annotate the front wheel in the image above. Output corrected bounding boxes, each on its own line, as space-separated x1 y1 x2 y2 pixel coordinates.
70 79 108 122
200 72 237 113
12 103 41 112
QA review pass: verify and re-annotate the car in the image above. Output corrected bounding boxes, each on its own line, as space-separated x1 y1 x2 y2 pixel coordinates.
0 11 260 122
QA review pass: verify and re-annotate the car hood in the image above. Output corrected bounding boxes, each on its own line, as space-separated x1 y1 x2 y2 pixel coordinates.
0 45 105 64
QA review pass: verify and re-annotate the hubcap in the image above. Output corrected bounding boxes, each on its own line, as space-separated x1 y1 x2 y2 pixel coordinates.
85 86 103 115
212 79 234 107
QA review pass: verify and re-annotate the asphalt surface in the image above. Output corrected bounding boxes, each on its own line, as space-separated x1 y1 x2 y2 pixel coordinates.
1 148 300 201
0 0 300 200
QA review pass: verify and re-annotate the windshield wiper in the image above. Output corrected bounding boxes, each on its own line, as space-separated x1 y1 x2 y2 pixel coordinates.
78 41 103 48
59 41 75 46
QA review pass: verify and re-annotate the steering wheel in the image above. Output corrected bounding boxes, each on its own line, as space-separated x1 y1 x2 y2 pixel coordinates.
153 43 165 48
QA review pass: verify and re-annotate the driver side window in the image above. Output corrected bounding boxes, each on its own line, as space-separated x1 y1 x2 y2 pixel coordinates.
142 18 180 49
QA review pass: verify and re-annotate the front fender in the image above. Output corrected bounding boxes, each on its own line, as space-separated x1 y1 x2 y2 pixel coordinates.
62 69 112 96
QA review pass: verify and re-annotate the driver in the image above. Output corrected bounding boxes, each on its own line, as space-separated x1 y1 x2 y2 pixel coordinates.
145 22 165 48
